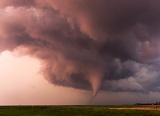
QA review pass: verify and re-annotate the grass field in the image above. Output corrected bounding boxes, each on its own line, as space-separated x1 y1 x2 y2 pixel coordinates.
0 105 160 116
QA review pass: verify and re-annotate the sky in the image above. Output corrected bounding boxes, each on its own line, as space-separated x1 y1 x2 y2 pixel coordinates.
1 0 160 105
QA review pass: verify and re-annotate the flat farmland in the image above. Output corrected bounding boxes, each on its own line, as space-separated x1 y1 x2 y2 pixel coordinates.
0 105 160 116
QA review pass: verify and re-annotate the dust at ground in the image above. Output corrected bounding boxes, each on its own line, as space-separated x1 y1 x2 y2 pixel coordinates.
110 105 160 110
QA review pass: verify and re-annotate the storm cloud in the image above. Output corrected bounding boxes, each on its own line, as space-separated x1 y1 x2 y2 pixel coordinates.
1 0 160 96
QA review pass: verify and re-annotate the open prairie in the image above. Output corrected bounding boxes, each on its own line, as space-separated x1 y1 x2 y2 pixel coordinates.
0 105 160 116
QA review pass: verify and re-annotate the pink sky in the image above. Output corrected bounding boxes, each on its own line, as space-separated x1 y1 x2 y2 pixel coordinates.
0 51 91 105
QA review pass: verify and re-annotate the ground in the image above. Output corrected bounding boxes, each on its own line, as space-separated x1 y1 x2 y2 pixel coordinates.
0 105 160 116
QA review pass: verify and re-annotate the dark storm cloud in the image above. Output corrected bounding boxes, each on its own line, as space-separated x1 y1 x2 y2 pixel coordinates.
1 0 160 96
44 0 160 39
0 0 36 8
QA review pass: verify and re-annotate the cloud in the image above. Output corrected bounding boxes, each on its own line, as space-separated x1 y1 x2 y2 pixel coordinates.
1 0 160 96
0 0 36 8
103 60 160 92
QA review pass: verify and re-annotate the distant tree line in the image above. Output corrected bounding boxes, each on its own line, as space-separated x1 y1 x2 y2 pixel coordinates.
135 102 160 105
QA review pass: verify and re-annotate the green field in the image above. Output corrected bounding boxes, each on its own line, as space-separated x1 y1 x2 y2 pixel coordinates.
0 105 160 116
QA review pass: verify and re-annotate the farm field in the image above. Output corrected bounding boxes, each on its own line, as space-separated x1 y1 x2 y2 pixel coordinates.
0 105 160 116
